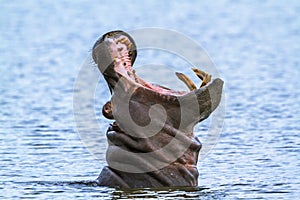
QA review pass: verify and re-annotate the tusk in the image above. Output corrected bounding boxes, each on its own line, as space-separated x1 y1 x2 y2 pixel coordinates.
175 72 197 91
192 68 212 88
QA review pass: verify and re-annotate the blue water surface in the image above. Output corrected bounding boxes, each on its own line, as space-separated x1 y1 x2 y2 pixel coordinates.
1 0 299 199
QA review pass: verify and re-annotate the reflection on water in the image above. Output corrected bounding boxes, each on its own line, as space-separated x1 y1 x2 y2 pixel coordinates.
6 181 223 199
1 0 299 199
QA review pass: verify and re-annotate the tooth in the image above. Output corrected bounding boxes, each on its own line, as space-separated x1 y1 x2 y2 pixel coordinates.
127 43 132 49
119 37 127 44
202 74 212 87
175 72 197 91
192 68 211 88
191 68 206 80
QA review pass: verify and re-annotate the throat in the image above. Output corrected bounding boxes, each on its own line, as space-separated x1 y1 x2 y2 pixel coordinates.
112 52 187 96
113 55 136 81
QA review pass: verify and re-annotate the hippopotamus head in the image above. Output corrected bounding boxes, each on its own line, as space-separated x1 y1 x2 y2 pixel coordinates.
92 30 223 188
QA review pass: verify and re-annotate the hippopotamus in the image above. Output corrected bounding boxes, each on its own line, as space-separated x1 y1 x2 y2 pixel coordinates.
92 30 223 188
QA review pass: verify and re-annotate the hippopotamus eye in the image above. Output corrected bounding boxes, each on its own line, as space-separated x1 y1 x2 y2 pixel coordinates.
123 62 126 66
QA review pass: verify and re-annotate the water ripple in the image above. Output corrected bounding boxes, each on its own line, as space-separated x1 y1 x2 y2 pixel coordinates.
1 0 300 199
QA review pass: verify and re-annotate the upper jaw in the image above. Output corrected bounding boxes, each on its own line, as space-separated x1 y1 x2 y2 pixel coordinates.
92 30 217 96
92 31 137 92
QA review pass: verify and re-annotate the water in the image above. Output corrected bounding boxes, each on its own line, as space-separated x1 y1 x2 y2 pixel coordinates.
1 0 299 199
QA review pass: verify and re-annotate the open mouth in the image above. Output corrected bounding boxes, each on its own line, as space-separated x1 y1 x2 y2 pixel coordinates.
92 30 223 134
92 30 213 97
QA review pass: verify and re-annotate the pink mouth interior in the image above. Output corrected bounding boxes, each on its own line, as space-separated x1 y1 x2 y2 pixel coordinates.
105 36 187 96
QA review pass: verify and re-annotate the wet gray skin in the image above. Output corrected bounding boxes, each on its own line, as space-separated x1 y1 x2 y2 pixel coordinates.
92 30 223 188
